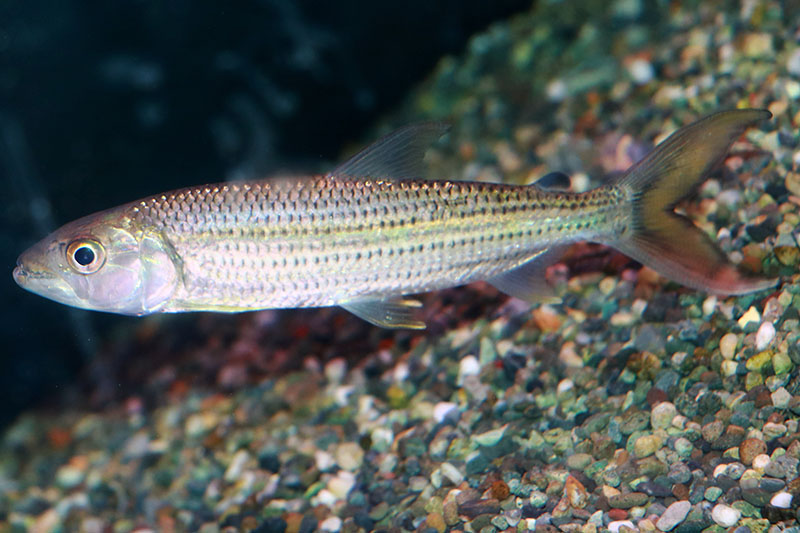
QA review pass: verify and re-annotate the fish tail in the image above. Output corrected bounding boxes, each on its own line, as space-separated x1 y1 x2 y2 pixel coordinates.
609 109 777 295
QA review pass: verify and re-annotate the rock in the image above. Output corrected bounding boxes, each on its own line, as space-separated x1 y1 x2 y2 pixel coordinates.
702 420 724 443
719 333 738 359
755 322 776 350
738 307 761 329
335 442 364 471
564 475 588 508
770 491 793 508
425 512 446 533
634 434 662 458
609 492 648 509
746 351 772 372
458 498 501 519
656 500 691 531
566 453 593 470
651 402 677 429
739 438 767 466
771 387 792 409
763 422 787 440
773 351 793 375
711 504 741 527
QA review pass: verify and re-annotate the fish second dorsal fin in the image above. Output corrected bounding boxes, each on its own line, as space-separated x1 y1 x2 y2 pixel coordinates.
329 122 450 180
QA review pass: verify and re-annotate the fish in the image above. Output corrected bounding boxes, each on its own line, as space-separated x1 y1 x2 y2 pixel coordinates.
13 109 777 329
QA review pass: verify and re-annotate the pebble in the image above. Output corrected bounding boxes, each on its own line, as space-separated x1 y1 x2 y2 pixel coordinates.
609 492 648 509
564 475 588 508
426 512 447 533
335 443 364 471
608 520 636 533
655 500 690 531
458 355 481 385
223 449 250 482
650 402 676 429
772 351 793 375
788 48 800 77
433 402 458 423
440 462 464 486
746 351 772 372
719 333 738 359
738 307 761 328
755 322 776 351
770 491 793 508
771 387 792 409
319 516 342 532
633 434 662 458
712 504 741 527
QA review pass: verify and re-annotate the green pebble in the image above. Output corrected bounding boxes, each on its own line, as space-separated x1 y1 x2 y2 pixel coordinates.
491 516 509 530
732 500 759 518
633 434 662 458
746 351 772 372
745 371 764 391
675 437 693 458
704 486 723 501
773 351 793 375
566 453 593 470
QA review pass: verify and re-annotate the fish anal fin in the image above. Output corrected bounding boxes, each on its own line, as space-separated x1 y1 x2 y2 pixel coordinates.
329 122 450 180
487 247 566 304
341 298 426 329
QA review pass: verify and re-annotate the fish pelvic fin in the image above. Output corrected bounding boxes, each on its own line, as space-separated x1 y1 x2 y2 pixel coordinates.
610 109 777 295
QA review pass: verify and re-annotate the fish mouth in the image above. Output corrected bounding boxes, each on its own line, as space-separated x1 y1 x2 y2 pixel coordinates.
13 256 79 306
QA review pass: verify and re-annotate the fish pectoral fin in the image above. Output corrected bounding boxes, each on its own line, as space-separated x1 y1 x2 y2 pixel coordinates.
329 122 450 180
341 297 426 329
487 247 566 304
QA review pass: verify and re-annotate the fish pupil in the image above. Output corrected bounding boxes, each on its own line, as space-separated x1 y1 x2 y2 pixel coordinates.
74 246 95 266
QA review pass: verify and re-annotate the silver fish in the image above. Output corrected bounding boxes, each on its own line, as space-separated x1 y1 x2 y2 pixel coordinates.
13 110 777 328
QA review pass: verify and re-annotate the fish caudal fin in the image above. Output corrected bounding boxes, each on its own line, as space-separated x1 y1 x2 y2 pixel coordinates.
611 109 777 295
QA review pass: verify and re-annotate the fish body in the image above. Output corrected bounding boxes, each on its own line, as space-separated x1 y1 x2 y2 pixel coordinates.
13 110 777 328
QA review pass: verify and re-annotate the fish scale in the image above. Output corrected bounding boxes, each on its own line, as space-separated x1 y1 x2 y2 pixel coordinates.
13 110 777 328
127 176 622 311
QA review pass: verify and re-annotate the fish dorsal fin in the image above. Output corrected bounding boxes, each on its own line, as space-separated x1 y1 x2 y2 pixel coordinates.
329 122 450 180
532 171 572 191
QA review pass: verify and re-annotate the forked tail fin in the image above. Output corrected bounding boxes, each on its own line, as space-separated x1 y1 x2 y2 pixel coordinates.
610 109 777 295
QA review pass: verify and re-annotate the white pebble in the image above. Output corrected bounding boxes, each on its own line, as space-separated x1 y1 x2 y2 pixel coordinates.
755 321 776 350
702 295 717 316
327 471 356 499
433 401 458 423
320 516 342 532
752 454 771 471
440 462 464 485
771 387 792 409
608 520 635 533
719 333 738 359
788 48 800 77
656 500 691 531
628 58 654 84
458 355 481 385
557 379 574 395
770 491 793 509
711 503 741 527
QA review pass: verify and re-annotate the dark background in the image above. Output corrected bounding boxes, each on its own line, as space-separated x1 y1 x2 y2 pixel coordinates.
0 0 533 426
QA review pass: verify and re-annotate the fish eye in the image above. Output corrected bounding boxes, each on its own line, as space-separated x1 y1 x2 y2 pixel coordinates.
66 239 106 274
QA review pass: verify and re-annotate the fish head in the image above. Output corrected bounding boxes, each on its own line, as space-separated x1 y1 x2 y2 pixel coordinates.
13 209 178 315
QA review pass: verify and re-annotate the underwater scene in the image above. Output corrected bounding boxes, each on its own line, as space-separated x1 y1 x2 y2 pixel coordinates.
3 0 800 531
